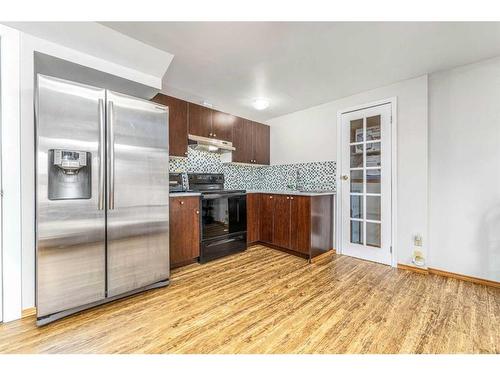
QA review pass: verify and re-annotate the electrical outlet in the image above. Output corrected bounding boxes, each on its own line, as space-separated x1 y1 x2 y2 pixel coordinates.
414 234 423 247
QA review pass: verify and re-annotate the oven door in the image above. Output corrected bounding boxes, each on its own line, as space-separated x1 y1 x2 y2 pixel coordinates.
201 193 247 240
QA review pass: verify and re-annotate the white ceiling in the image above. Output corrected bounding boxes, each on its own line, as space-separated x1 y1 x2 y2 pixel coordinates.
102 22 500 122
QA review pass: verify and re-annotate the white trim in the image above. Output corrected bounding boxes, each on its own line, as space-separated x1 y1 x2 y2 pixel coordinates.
0 34 2 323
0 25 22 322
336 97 398 267
390 98 398 267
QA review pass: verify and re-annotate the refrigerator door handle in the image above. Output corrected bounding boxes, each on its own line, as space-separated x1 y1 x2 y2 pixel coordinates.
98 98 105 210
107 100 115 210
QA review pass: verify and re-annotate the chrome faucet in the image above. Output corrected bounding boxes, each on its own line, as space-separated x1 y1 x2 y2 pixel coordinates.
296 169 304 191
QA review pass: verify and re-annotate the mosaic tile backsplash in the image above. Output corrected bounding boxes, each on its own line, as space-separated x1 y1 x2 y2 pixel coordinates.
169 148 336 191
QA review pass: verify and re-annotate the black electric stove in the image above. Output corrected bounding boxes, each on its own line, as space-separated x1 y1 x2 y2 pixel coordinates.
187 173 247 263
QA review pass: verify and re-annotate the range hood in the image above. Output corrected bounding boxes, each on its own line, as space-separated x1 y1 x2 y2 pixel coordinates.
188 134 236 153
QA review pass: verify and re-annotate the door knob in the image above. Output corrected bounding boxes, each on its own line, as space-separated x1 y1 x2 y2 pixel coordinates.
341 175 349 181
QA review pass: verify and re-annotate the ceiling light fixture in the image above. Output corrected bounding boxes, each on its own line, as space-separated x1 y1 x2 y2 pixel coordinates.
253 98 270 111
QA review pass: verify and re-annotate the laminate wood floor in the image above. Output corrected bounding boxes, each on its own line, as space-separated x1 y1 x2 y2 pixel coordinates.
0 245 498 354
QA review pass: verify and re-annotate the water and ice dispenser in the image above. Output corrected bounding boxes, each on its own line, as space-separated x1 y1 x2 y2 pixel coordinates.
48 149 91 200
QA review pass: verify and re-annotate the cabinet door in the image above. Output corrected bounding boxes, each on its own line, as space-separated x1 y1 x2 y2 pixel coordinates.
273 195 291 249
152 94 188 157
212 110 235 142
247 193 261 243
232 117 254 163
169 196 200 267
188 103 212 138
290 196 311 254
259 194 275 243
252 122 270 165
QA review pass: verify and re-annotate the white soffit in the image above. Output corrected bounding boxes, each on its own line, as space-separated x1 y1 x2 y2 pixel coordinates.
4 22 174 89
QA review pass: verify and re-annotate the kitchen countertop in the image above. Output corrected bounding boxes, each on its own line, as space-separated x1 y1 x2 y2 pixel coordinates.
170 191 336 197
246 190 336 196
169 192 201 198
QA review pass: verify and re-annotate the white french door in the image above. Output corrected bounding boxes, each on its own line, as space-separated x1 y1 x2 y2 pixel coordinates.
340 103 392 265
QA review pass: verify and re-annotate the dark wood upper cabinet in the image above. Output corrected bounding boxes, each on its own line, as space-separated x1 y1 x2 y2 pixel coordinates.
290 196 311 254
169 196 200 268
232 117 254 164
253 122 271 165
188 102 212 138
212 110 235 142
253 122 270 165
259 194 275 244
232 119 270 165
151 93 188 157
152 94 269 164
273 195 291 249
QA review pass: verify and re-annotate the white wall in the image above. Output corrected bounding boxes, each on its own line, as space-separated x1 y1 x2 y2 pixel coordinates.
429 57 500 282
268 76 429 266
0 25 22 322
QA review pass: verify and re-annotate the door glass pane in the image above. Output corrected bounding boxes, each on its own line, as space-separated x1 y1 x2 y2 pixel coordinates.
350 145 363 168
366 142 381 167
350 119 364 143
350 195 363 219
366 169 381 194
366 222 381 247
350 220 363 244
350 170 363 193
366 115 381 141
366 195 381 221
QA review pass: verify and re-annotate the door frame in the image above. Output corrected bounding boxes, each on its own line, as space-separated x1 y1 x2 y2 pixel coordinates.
336 97 398 267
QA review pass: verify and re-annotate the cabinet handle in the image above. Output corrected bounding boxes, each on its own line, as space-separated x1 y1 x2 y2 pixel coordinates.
209 132 213 137
184 151 188 155
213 133 217 137
291 197 294 200
195 210 199 214
269 196 273 199
286 196 290 200
180 201 184 205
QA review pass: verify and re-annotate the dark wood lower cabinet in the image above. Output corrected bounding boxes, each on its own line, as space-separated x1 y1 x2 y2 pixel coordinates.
259 194 274 243
249 193 333 259
169 196 200 268
247 193 261 243
290 196 311 254
273 195 291 248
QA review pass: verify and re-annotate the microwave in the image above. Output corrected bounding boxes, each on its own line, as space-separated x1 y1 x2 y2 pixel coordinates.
169 173 186 192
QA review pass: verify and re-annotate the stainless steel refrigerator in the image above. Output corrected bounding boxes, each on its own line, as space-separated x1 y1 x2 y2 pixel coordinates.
36 74 170 326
